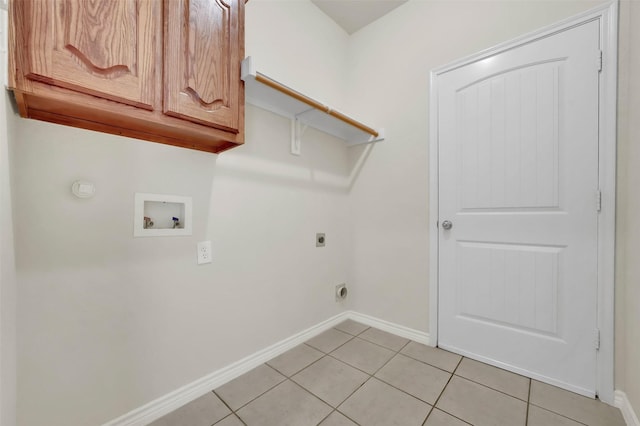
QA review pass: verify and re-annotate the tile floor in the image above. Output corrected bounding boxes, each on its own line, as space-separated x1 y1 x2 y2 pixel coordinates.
150 320 625 426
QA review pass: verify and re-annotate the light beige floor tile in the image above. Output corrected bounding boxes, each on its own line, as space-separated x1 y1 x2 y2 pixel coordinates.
236 380 332 426
330 337 395 374
530 380 625 426
214 364 285 410
375 353 451 404
436 376 527 426
339 378 431 426
214 414 245 426
334 319 369 336
358 327 410 351
267 344 324 377
400 342 462 372
319 411 359 426
455 358 530 401
292 356 369 407
149 392 230 426
527 405 585 426
306 329 353 353
424 409 471 426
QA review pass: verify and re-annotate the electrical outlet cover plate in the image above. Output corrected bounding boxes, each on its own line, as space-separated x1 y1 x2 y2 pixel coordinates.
197 241 212 265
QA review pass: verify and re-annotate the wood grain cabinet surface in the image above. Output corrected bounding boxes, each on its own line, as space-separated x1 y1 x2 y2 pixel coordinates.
8 0 245 153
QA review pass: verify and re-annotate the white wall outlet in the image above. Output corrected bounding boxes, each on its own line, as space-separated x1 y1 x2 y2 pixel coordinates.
197 241 212 265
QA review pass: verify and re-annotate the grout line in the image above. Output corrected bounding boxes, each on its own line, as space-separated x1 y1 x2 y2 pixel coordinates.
371 348 401 376
525 379 532 426
324 339 463 411
303 342 329 354
357 329 412 352
397 338 412 353
431 358 528 426
214 365 287 414
214 413 246 426
309 333 355 355
334 376 373 425
323 346 438 413
348 335 409 354
268 352 364 425
334 407 363 426
419 405 433 426
333 323 370 337
528 402 589 426
289 356 364 410
326 352 377 377
421 407 431 426
451 373 530 402
422 356 467 424
270 348 325 379
399 346 461 375
424 408 474 426
368 374 435 407
214 410 247 426
451 374 530 404
452 355 464 374
315 409 335 425
429 358 459 411
212 390 236 417
452 356 533 403
424 358 474 426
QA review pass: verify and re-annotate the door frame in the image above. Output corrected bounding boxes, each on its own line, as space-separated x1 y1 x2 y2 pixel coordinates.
428 2 618 404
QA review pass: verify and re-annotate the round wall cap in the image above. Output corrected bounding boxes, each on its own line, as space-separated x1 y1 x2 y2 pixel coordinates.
71 181 96 198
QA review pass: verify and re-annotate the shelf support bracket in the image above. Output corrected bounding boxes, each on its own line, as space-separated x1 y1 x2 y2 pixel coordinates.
290 116 309 156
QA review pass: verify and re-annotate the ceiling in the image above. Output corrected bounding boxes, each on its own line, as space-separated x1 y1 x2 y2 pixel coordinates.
310 0 408 34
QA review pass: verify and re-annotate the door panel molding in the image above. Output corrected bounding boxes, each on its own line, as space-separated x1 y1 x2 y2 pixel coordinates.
429 1 617 404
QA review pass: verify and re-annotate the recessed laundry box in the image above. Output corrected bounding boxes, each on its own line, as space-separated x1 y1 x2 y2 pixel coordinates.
134 193 192 237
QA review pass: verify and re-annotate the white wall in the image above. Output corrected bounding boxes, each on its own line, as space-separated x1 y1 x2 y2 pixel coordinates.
245 0 349 110
12 2 352 425
1 4 18 426
1 93 17 426
616 0 640 416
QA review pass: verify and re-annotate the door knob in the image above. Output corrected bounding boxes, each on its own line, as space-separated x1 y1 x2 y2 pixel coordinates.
441 220 453 230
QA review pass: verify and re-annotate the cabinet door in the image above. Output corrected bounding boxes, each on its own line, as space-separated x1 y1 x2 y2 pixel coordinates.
21 0 156 109
164 0 243 133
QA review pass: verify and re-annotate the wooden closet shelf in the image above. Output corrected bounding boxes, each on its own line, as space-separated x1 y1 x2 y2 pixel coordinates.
241 57 384 147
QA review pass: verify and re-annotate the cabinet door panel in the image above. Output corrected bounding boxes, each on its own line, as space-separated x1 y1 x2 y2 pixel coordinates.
164 0 242 132
25 0 155 109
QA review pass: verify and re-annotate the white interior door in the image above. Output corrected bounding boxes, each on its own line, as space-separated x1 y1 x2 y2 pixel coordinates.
437 20 600 396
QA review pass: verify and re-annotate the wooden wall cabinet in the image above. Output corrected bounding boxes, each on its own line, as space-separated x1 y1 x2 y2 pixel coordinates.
8 0 245 153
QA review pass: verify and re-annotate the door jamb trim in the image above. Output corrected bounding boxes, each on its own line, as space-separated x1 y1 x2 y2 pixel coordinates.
428 1 618 404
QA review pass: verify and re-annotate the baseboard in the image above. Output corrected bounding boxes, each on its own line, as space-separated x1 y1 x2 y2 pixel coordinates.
615 390 640 426
345 311 430 345
102 311 350 426
102 311 429 426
